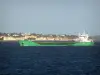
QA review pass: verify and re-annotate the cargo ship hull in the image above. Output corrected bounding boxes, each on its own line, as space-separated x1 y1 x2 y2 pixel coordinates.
19 40 94 46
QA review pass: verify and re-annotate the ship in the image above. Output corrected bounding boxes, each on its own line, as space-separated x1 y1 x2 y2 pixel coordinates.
18 31 94 46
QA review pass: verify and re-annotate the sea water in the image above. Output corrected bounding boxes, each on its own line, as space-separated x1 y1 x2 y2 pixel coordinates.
0 41 100 75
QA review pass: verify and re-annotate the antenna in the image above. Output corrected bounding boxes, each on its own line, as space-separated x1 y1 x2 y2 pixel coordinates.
83 30 87 35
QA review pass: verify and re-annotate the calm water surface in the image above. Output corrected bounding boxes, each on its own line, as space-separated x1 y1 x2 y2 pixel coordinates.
0 41 100 75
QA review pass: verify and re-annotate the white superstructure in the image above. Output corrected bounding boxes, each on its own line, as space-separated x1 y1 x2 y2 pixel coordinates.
74 31 93 42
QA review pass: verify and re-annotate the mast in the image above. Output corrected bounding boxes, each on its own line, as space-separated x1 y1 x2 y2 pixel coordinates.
83 30 86 35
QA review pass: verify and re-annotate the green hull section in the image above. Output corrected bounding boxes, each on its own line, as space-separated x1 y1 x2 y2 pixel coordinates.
19 40 40 46
19 40 94 46
72 42 94 46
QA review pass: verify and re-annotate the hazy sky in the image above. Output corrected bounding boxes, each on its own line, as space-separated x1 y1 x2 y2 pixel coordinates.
0 0 100 35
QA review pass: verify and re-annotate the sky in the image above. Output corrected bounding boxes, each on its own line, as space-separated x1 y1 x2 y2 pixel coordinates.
0 0 100 35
